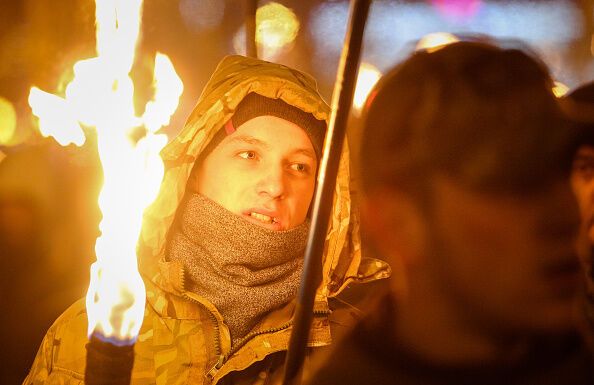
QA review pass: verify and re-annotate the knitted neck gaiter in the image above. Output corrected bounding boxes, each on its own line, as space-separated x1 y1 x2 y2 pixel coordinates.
167 193 308 344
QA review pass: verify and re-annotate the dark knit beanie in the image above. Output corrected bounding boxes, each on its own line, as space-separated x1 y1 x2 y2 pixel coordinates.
199 93 326 163
230 93 326 159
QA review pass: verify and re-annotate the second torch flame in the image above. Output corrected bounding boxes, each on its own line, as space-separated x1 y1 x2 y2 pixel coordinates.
28 0 183 344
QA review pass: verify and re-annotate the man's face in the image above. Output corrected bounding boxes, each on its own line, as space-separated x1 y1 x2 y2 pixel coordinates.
192 115 318 231
425 176 581 334
571 145 594 244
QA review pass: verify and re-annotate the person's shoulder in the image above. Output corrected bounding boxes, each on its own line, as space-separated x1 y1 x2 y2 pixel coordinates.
48 298 88 336
55 297 87 320
52 299 88 356
24 298 89 383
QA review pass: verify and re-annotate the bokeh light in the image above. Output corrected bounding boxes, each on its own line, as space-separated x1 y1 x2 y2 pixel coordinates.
179 0 225 32
353 63 381 114
310 1 581 85
256 2 299 60
431 0 482 22
232 27 247 56
416 32 460 52
0 97 17 146
553 81 569 98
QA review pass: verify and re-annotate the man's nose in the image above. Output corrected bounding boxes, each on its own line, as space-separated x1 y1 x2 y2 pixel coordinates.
258 166 285 199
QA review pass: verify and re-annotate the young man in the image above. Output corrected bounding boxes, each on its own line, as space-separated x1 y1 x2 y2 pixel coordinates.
23 56 388 385
308 42 594 384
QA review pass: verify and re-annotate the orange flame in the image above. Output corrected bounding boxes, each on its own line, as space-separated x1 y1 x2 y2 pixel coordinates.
28 0 183 343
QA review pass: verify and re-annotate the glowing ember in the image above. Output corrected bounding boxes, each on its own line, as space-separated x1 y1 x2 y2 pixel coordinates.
256 2 299 59
28 0 183 343
416 32 460 53
353 63 381 115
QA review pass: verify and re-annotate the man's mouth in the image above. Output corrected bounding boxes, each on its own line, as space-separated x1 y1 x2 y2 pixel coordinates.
242 208 285 230
249 211 279 225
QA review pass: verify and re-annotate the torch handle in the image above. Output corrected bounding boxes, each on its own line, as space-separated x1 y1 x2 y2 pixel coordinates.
281 1 372 385
85 334 135 385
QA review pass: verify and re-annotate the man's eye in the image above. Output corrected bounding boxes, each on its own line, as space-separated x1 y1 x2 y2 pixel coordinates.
238 151 257 160
290 163 309 173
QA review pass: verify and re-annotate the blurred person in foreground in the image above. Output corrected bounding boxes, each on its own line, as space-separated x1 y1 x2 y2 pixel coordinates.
0 143 98 385
23 55 388 385
307 41 594 385
565 82 594 347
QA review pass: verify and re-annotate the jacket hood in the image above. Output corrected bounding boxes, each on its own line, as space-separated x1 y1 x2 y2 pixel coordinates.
138 55 389 302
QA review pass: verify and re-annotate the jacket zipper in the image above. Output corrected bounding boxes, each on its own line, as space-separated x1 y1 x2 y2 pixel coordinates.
204 308 331 381
180 264 224 382
182 293 223 357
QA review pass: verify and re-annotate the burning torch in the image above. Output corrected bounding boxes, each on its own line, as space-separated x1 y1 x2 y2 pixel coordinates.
28 0 183 383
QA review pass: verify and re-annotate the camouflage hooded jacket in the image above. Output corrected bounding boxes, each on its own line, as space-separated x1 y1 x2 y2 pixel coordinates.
23 55 390 385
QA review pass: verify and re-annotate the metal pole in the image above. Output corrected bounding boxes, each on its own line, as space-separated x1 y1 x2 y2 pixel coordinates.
246 0 258 58
281 1 372 384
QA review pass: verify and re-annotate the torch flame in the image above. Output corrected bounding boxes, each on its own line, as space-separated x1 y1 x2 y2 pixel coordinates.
28 0 183 343
143 53 185 133
28 88 85 146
